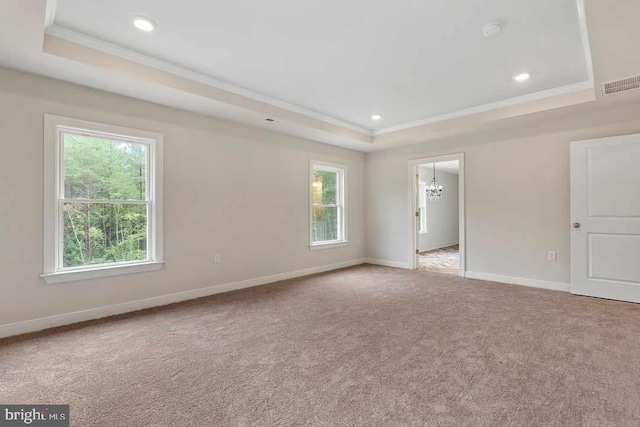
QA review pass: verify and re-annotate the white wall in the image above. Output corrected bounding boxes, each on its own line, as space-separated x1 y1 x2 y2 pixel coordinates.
367 101 640 284
0 67 366 328
418 166 459 252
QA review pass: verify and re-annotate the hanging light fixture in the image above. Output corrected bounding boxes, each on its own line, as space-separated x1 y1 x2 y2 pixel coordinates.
426 163 443 201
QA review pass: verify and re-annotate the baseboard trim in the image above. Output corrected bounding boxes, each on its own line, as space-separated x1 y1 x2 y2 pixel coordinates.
365 258 412 270
465 271 570 292
0 259 366 339
419 241 459 253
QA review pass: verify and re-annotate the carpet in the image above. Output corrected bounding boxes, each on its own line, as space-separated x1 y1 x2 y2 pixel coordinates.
2 265 640 426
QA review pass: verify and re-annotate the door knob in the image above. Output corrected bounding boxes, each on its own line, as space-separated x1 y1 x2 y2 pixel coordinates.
573 222 581 228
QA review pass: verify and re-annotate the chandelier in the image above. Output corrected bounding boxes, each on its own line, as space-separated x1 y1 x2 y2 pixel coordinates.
426 163 443 201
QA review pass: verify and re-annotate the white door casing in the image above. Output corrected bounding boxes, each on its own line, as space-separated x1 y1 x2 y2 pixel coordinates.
570 133 640 303
408 153 465 274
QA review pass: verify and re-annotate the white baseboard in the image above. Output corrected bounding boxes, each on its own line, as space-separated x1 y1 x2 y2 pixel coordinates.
0 259 366 339
365 258 412 269
419 241 459 253
465 271 570 292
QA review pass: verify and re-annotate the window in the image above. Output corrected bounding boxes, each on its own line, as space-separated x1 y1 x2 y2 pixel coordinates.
419 181 428 233
43 115 164 283
310 161 346 249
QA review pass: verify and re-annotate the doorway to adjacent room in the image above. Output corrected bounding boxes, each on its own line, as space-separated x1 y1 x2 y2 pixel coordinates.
409 154 465 275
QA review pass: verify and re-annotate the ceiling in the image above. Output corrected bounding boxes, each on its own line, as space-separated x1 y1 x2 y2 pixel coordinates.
0 0 638 151
52 0 589 131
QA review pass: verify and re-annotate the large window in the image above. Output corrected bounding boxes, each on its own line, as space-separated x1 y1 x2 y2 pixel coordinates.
43 115 163 283
310 161 346 248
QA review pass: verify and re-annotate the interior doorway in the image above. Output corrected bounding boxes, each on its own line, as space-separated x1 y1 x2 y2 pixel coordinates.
570 133 640 303
409 154 465 275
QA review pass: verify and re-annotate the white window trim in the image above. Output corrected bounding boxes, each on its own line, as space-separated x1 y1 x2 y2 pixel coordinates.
309 159 347 250
419 207 428 234
42 115 164 284
418 180 428 234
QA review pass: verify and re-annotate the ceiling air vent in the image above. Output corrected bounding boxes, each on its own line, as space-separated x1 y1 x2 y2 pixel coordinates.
601 74 640 95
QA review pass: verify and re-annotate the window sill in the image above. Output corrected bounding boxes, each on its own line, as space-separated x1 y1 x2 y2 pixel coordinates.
310 241 348 251
41 261 165 284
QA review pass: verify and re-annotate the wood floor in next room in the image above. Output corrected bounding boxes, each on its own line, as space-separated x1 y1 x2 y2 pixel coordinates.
419 244 460 275
2 265 640 426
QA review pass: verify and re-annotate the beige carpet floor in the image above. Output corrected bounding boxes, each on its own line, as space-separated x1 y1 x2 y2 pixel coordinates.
2 265 640 426
419 245 460 275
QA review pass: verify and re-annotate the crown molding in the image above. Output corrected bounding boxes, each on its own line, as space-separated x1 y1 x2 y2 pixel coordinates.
44 24 373 136
44 0 57 27
576 0 595 85
373 80 594 136
44 7 595 145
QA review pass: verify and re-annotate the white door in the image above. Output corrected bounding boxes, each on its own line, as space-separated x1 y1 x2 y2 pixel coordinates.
571 133 640 302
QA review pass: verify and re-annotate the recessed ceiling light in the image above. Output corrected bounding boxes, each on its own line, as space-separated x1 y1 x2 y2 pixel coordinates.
133 17 156 32
514 73 530 82
371 115 382 121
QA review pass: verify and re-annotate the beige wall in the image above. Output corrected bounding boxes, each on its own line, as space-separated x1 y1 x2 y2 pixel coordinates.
367 102 640 283
3 63 640 331
0 67 366 327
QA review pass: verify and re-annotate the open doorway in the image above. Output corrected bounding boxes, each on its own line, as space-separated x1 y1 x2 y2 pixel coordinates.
409 154 465 275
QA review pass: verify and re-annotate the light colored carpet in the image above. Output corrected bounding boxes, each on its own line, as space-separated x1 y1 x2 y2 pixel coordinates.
419 245 460 275
2 265 640 426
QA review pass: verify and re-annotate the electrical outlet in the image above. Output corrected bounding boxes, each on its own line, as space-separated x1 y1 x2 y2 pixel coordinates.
547 251 557 261
214 254 221 264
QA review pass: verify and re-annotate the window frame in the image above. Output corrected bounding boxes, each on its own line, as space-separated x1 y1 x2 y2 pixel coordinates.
42 115 164 284
418 180 428 233
309 160 347 250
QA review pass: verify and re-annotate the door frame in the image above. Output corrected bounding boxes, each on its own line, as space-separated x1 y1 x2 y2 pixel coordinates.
408 153 466 274
570 133 640 302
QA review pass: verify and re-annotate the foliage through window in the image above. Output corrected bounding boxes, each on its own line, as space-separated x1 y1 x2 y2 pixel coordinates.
311 162 346 246
62 134 149 267
44 115 163 281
